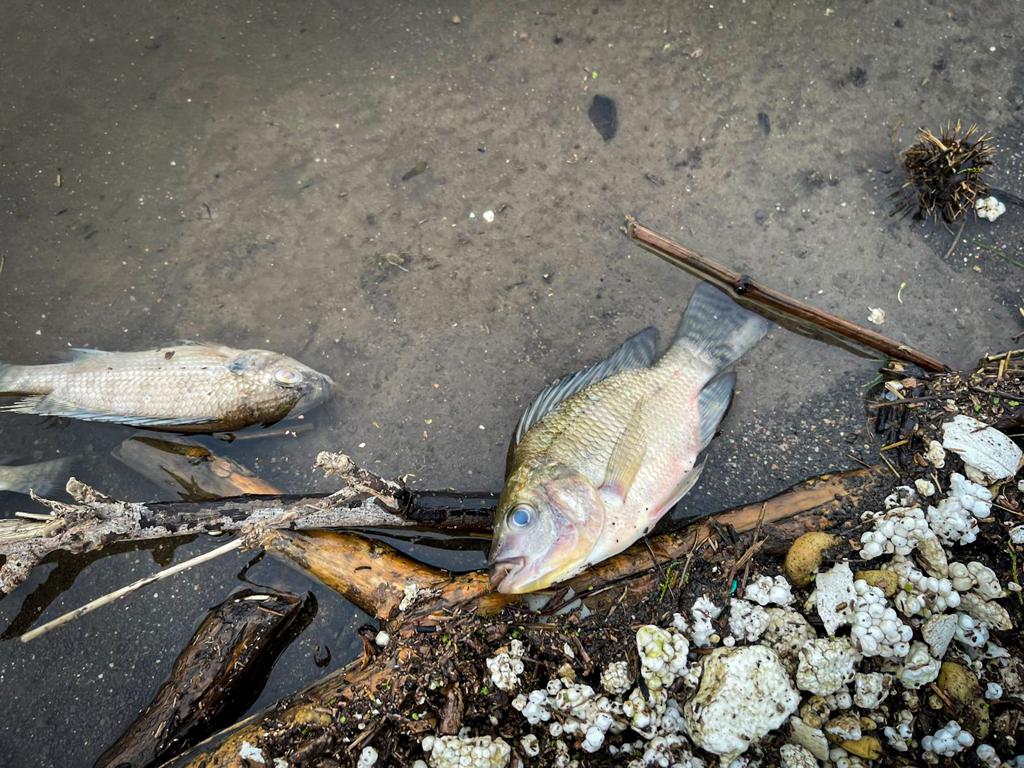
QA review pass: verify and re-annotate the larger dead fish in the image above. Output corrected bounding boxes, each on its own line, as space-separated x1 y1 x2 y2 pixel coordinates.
489 283 770 593
0 457 72 496
113 436 282 500
0 344 333 433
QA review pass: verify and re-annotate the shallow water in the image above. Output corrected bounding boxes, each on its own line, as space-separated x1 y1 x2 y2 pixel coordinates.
2 0 1023 765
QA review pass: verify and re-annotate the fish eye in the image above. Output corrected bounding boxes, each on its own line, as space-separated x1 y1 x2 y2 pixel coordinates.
507 505 534 528
274 368 303 387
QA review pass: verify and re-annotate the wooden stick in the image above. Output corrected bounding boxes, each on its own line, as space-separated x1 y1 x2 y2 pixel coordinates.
19 538 243 642
623 217 949 372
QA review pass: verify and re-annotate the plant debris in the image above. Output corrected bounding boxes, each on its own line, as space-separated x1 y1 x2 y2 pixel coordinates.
892 121 995 222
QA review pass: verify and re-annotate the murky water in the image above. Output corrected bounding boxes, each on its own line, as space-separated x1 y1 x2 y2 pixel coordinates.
3 0 1022 765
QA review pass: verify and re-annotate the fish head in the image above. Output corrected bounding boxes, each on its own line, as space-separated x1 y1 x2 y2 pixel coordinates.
231 350 335 414
488 461 606 594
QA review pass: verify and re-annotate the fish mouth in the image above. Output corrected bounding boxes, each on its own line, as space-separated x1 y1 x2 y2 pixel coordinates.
489 556 526 592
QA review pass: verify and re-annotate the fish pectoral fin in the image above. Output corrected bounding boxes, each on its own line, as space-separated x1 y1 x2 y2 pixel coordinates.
599 407 648 504
697 371 736 448
0 395 217 428
660 457 707 518
510 326 658 449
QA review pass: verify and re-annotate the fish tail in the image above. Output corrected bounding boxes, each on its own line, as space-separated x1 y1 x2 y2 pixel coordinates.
670 282 771 372
0 362 40 396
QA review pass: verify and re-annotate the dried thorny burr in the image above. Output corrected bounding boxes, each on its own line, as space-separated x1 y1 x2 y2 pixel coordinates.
893 120 995 222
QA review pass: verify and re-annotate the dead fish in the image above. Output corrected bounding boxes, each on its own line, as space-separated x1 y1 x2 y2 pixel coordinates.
0 457 73 496
489 283 770 593
113 436 282 501
0 343 333 433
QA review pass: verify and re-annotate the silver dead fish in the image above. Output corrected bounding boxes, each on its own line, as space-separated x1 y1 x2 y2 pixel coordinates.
0 343 333 433
0 457 73 496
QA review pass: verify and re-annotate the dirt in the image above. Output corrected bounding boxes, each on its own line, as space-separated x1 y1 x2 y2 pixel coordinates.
1 1 1024 765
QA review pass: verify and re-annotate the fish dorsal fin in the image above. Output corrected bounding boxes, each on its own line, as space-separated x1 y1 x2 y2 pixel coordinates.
599 399 649 505
511 327 658 448
697 371 736 448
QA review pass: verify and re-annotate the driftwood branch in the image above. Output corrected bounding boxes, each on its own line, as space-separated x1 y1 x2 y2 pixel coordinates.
182 465 885 766
97 587 314 768
623 217 949 372
0 452 496 597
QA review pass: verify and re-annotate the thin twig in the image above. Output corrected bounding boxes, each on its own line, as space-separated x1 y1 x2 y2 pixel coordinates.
942 219 967 262
623 217 949 372
20 538 243 642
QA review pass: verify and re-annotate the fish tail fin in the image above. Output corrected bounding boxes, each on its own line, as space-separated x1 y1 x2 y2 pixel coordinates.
670 282 771 372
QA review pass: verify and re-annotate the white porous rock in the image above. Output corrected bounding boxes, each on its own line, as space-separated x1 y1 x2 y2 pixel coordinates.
853 672 891 709
954 612 990 649
949 561 976 593
789 717 830 761
915 478 936 497
888 558 961 616
824 711 862 741
374 630 390 648
357 746 378 768
959 592 1013 631
899 641 941 688
967 562 1003 600
814 562 855 635
943 415 1021 481
485 639 526 692
977 743 1003 768
922 613 957 658
519 734 540 757
884 484 918 509
976 195 1007 221
399 582 420 611
728 599 770 642
925 439 946 468
423 735 511 768
743 574 794 606
922 720 975 756
882 709 914 752
761 607 817 674
823 685 854 712
636 624 689 690
849 579 912 658
683 645 799 763
623 686 666 736
690 595 722 648
779 743 817 768
796 638 860 696
1010 525 1024 545
600 660 633 696
928 499 979 547
858 506 929 560
238 742 266 764
915 530 950 577
950 473 995 518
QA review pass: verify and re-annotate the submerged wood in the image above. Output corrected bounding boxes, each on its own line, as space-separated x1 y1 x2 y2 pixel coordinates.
623 217 949 372
0 452 496 597
96 587 312 768
184 466 882 765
